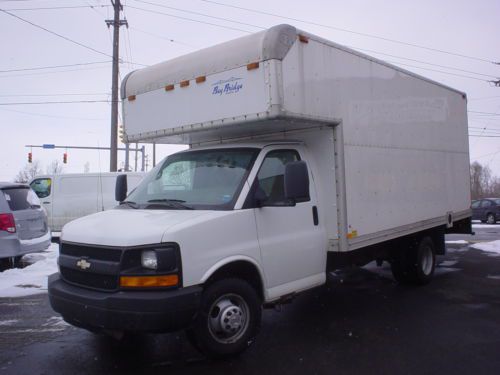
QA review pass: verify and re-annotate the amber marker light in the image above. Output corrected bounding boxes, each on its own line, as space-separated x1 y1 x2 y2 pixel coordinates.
120 275 179 288
180 80 190 87
195 76 206 83
165 84 175 91
128 95 136 101
298 34 309 43
247 62 259 70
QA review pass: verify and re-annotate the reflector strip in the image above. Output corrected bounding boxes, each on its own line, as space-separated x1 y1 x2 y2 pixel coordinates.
120 274 179 288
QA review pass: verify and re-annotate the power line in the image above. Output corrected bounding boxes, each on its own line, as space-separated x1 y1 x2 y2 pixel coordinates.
129 26 194 47
199 0 498 65
352 47 498 79
0 60 111 73
0 65 110 78
384 60 489 82
0 106 106 121
134 0 264 31
469 135 500 138
0 100 117 105
3 5 111 11
126 4 253 34
0 8 113 58
0 92 109 97
130 1 497 81
0 8 148 67
468 110 500 116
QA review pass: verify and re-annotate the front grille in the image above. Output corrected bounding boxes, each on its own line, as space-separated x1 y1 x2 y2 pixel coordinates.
61 242 122 262
59 242 122 291
60 267 118 291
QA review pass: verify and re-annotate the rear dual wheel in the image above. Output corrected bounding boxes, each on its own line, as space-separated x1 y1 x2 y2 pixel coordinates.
391 236 436 285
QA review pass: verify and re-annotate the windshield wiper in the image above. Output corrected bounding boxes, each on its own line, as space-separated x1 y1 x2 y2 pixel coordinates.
119 200 140 209
146 199 193 210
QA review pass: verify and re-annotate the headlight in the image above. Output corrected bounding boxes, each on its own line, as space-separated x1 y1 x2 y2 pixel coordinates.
141 250 158 270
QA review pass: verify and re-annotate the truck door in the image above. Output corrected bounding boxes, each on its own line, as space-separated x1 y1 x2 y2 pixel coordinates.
251 147 325 298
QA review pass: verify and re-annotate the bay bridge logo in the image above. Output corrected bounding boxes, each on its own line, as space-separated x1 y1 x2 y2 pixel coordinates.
212 77 243 96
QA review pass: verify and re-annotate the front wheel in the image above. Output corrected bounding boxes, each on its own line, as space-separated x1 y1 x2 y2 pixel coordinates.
188 278 261 358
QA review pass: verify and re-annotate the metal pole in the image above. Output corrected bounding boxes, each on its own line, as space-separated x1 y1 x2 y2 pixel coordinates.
125 143 130 171
153 143 156 167
108 0 120 172
106 0 127 172
134 142 138 172
141 145 145 171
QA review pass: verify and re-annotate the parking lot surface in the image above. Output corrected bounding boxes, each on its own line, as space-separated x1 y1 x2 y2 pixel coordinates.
0 226 499 375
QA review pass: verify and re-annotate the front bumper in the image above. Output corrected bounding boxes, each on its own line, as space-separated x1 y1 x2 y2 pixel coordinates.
48 273 202 333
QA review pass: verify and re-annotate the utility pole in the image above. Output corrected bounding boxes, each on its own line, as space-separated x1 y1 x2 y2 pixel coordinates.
106 0 128 172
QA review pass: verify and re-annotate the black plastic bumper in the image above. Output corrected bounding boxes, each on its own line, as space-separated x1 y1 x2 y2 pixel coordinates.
48 273 202 333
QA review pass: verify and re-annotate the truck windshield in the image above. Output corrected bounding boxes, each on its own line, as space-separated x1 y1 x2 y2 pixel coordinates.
126 148 259 210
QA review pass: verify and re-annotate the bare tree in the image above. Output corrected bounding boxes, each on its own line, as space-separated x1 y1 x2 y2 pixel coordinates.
14 161 43 183
46 159 64 175
469 161 500 199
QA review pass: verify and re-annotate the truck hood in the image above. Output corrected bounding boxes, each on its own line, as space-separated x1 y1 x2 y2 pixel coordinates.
61 208 212 247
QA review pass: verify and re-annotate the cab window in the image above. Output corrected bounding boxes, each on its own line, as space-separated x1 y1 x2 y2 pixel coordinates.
256 150 301 206
30 178 52 198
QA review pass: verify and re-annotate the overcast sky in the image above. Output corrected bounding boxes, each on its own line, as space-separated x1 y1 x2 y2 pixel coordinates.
0 0 499 181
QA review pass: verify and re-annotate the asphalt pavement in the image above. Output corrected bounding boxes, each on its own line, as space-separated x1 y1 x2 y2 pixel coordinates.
0 225 499 375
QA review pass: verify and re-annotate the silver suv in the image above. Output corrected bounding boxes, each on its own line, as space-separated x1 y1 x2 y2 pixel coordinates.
0 182 51 263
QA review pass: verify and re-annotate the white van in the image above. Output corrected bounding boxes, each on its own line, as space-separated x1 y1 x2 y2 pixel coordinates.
30 173 144 232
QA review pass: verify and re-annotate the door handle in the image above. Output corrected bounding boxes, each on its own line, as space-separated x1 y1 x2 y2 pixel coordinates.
312 206 319 226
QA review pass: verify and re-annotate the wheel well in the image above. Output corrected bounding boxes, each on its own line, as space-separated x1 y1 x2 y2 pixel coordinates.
205 261 264 301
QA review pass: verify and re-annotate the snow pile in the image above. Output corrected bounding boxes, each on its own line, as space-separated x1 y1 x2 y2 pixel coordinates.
471 240 500 257
0 243 59 298
472 224 500 229
445 240 468 244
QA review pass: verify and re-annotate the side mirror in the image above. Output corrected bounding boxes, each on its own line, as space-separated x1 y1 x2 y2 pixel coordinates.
284 161 310 203
115 174 128 202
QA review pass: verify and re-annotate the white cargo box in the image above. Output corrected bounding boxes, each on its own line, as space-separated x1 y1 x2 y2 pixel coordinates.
121 24 470 250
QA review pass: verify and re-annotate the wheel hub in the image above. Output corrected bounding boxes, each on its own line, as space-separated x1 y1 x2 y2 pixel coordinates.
208 294 249 344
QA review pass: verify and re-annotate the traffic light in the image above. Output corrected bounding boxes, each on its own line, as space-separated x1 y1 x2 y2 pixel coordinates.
63 152 67 164
28 152 32 163
118 125 125 143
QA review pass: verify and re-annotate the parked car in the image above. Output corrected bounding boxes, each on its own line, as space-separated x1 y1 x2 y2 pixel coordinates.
29 172 144 233
0 182 51 263
471 198 500 224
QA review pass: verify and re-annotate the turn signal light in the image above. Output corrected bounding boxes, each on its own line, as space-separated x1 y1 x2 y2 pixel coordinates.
298 34 309 43
120 274 179 288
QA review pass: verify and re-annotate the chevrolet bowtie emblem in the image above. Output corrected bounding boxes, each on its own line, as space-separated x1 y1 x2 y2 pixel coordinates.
76 259 91 270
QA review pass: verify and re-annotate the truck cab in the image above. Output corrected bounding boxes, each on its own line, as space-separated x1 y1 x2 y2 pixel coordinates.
49 141 327 357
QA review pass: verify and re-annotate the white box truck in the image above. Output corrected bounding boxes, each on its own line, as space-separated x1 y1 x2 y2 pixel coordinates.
30 172 144 233
48 25 471 357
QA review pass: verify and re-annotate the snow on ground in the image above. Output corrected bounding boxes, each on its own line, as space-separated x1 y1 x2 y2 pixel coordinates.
472 224 500 229
445 240 468 244
0 243 58 298
470 240 500 257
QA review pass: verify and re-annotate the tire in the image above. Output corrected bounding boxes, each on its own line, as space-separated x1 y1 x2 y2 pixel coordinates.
413 237 436 285
391 236 436 285
188 278 261 358
486 213 496 225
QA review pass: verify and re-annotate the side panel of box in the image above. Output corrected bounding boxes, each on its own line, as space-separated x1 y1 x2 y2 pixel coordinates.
281 39 470 245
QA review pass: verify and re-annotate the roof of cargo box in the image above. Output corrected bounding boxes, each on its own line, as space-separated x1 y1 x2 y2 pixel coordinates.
121 24 297 99
122 24 464 100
